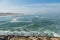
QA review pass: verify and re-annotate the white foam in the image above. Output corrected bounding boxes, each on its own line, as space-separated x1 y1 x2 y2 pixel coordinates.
43 30 60 37
52 32 60 37
0 30 60 37
10 19 17 23
34 16 49 18
0 31 40 36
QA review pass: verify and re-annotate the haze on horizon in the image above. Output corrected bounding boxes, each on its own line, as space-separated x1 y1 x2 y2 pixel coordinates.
0 0 60 15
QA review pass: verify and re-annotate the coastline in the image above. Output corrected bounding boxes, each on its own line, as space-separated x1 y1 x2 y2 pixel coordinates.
0 35 60 40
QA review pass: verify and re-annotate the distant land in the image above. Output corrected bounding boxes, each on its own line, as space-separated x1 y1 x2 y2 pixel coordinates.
0 13 23 16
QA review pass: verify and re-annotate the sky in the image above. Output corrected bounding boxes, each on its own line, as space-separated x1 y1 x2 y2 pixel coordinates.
0 0 60 15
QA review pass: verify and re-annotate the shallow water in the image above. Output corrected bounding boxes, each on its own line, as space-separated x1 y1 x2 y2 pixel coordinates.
0 15 60 37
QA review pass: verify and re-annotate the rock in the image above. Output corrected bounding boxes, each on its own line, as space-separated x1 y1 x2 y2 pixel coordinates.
0 35 60 40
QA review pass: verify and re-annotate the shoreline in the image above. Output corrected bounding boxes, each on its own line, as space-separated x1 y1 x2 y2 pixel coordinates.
0 35 60 40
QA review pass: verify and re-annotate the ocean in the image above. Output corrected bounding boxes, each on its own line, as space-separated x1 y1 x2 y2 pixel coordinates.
0 15 60 37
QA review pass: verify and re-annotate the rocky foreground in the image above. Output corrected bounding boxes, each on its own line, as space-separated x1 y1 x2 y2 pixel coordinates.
0 35 60 40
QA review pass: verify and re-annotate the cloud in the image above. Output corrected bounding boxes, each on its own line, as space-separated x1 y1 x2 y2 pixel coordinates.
0 3 60 15
0 6 48 15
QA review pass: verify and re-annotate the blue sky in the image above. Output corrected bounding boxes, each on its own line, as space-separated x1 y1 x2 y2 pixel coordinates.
14 0 60 4
0 0 60 15
1 0 60 6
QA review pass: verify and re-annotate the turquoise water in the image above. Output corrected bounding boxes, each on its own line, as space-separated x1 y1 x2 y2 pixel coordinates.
0 15 60 37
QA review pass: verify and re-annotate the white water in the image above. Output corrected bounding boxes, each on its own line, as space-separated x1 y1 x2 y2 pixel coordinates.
0 30 59 37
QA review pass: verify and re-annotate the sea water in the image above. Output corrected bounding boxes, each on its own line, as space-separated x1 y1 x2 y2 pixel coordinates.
0 15 60 37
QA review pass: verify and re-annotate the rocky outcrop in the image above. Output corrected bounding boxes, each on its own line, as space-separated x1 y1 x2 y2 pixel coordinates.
9 36 60 40
0 35 60 40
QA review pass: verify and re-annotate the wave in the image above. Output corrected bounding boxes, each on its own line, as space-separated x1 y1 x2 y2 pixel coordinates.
0 15 60 37
0 30 59 37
